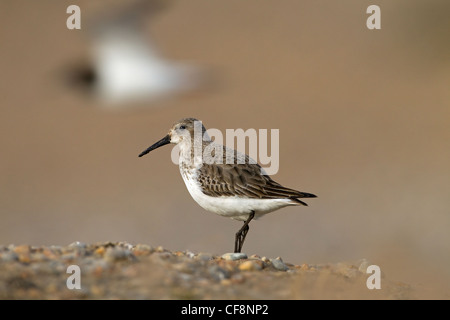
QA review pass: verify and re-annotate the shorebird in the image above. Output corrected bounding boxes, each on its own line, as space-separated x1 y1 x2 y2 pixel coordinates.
66 0 203 106
139 118 317 253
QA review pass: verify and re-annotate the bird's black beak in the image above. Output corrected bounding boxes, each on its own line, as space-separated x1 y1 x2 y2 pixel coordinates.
138 134 171 157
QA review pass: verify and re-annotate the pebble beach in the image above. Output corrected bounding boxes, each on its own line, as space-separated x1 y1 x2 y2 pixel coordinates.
0 242 413 300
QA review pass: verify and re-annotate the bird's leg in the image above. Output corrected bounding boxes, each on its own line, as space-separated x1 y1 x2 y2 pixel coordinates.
234 210 255 253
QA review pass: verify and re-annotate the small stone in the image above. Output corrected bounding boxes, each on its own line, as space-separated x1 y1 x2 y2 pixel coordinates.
250 254 261 259
18 254 31 264
156 246 166 252
300 263 309 271
94 247 106 256
134 244 153 252
217 259 239 272
185 251 196 258
42 248 57 259
49 260 66 273
13 244 31 255
67 241 87 257
61 253 76 262
103 247 133 262
156 251 172 259
221 253 247 261
68 241 87 249
1 251 18 262
261 256 270 263
197 253 213 261
208 265 230 281
174 263 196 274
239 260 262 271
31 253 48 262
271 257 289 271
117 241 134 250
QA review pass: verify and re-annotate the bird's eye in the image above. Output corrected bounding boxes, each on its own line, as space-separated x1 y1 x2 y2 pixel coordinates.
179 125 186 130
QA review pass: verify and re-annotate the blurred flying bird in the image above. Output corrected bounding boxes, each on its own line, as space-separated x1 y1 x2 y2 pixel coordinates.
65 0 204 107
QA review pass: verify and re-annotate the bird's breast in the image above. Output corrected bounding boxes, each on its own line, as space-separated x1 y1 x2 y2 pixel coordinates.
178 164 295 221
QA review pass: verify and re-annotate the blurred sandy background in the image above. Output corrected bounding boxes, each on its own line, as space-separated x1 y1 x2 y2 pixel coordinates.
0 0 449 298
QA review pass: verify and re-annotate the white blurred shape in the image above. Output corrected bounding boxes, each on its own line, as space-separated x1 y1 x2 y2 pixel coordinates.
70 0 204 107
93 29 200 105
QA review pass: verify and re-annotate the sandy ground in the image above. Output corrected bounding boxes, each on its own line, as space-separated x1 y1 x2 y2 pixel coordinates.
0 242 414 300
0 1 449 299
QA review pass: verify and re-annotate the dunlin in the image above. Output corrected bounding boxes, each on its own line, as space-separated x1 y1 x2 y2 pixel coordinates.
139 118 317 253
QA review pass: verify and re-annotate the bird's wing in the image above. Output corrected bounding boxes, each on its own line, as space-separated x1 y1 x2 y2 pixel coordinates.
197 148 316 205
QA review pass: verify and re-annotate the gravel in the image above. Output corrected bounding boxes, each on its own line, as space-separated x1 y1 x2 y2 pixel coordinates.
0 242 414 299
221 253 248 261
270 257 289 271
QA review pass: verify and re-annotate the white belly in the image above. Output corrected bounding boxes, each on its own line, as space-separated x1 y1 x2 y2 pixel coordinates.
180 168 296 221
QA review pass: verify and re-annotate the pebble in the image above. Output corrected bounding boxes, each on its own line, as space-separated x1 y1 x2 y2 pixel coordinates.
48 260 66 273
49 245 63 254
208 265 230 281
67 241 87 257
239 260 262 271
18 253 31 264
156 246 166 253
156 251 173 259
117 241 134 251
94 247 106 255
68 241 87 249
1 251 18 262
132 245 154 256
1 242 382 299
196 253 213 261
42 248 57 259
221 253 248 261
103 247 133 262
13 244 31 254
61 253 77 262
217 259 239 272
270 257 289 271
299 263 309 271
174 263 196 274
135 244 153 251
